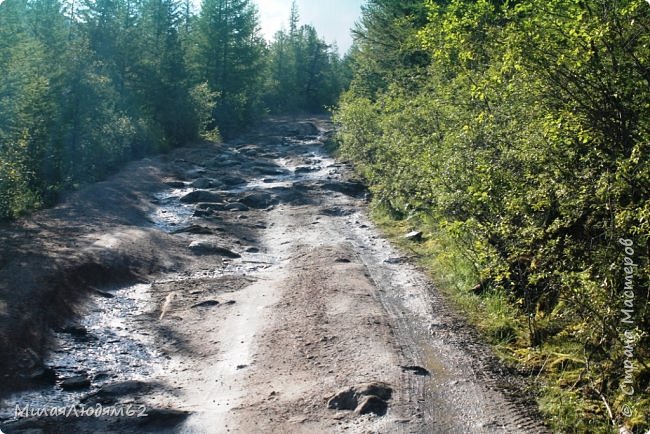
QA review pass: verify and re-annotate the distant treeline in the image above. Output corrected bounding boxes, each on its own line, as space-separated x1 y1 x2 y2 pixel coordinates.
335 0 649 431
0 0 349 219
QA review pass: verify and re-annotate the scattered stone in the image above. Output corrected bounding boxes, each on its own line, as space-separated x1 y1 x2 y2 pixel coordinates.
172 225 215 235
165 181 187 188
236 364 248 370
295 166 315 173
220 175 247 187
60 375 91 391
180 190 224 204
81 380 149 405
196 202 227 212
192 300 220 308
188 241 241 258
403 231 423 242
400 365 430 376
190 178 220 189
384 257 407 264
193 208 212 217
94 289 115 298
137 408 190 428
355 395 388 416
335 258 351 263
239 192 276 209
327 382 392 416
57 324 88 337
357 383 391 400
224 202 249 212
327 388 357 411
321 180 366 197
252 165 284 176
320 206 354 217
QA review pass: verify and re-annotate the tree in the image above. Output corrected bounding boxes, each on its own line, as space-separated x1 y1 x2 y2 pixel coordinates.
263 3 348 113
191 0 265 134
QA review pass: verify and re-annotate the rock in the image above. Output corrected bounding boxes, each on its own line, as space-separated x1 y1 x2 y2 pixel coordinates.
165 181 187 188
320 206 354 217
403 231 423 241
400 365 430 376
295 166 316 173
327 388 357 410
355 395 388 416
193 208 212 217
270 187 311 205
190 178 221 189
192 300 220 308
188 241 241 258
137 408 190 428
195 202 227 212
57 324 88 337
321 180 366 197
245 246 260 253
225 202 249 212
180 190 224 204
81 380 149 405
60 375 91 391
239 192 277 209
172 225 215 235
356 382 393 400
95 289 115 298
220 175 247 187
252 165 284 176
327 382 392 415
335 258 351 263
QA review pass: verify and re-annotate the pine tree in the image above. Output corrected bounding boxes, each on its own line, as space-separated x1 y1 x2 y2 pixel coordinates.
191 0 265 134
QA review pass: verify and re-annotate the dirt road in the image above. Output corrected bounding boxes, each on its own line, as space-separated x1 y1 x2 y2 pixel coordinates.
0 117 546 433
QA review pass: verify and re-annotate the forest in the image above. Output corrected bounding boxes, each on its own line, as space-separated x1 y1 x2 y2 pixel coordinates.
0 0 347 219
1 0 649 432
335 0 649 432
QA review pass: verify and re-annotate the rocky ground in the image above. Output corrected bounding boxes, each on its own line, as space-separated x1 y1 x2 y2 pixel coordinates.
0 117 547 433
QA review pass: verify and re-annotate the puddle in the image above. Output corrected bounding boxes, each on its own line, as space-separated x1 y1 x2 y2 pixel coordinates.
1 284 164 421
151 188 195 232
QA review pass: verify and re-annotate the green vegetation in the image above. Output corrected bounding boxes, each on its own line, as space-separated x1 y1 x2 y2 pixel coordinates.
0 0 347 220
334 0 649 432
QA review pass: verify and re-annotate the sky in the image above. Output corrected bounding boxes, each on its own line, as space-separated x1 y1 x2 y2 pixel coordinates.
255 0 365 54
0 0 363 53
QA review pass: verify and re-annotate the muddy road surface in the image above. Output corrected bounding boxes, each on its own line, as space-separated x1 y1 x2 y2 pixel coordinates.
0 117 546 433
